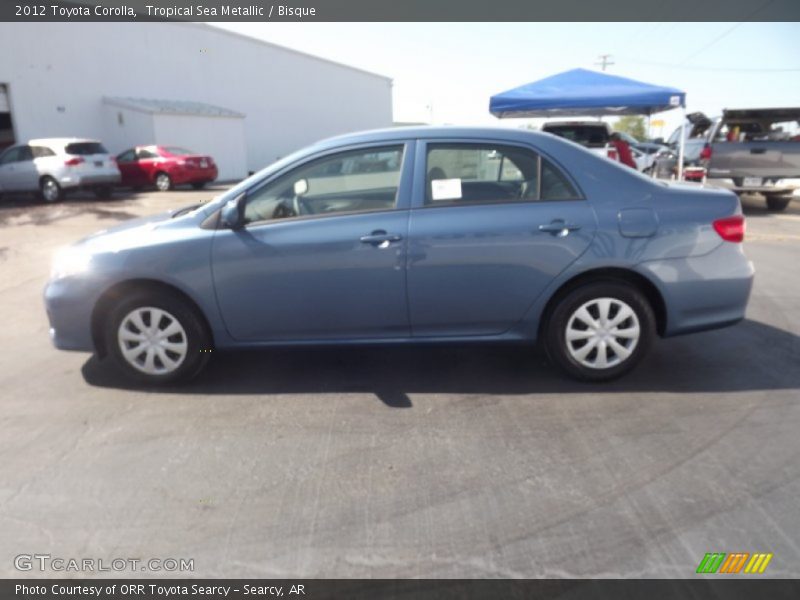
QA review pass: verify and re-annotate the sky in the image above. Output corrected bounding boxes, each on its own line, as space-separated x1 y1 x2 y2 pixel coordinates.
213 22 800 139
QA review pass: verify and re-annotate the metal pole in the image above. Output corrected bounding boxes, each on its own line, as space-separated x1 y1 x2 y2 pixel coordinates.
677 106 686 181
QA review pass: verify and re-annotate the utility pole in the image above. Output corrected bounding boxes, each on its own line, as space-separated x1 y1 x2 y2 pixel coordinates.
595 54 614 71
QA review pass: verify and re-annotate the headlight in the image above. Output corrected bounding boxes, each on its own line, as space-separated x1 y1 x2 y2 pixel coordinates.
51 248 92 280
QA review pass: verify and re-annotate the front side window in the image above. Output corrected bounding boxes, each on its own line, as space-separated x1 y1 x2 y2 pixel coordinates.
425 144 580 205
243 145 404 225
0 146 22 165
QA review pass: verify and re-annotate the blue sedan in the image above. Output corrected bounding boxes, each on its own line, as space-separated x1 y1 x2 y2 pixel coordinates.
44 127 754 383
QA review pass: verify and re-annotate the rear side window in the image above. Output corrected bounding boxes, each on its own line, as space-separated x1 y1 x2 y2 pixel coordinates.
31 146 56 158
425 144 580 205
65 142 108 155
544 125 609 148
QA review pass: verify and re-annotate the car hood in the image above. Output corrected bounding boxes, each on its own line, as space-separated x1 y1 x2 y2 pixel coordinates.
73 205 203 253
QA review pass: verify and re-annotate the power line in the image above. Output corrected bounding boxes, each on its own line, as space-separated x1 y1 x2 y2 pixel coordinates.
617 57 800 73
595 54 614 71
678 0 777 65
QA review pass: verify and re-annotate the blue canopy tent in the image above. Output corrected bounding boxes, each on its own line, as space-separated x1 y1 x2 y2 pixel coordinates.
489 68 688 176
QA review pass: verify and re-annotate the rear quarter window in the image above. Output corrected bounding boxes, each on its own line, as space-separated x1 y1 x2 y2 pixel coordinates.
65 142 108 155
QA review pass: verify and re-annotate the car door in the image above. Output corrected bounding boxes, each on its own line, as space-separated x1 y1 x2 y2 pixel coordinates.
0 146 23 191
407 140 597 337
116 149 140 186
211 142 414 342
135 147 160 185
0 146 37 191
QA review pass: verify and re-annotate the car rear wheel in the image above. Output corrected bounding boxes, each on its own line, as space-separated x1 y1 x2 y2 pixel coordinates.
765 194 792 212
154 172 172 192
544 281 655 382
40 177 63 203
104 289 211 385
93 186 113 199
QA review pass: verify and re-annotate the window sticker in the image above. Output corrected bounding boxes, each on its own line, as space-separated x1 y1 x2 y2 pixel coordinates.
431 178 462 201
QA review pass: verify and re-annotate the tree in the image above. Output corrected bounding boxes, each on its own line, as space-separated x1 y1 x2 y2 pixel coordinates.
614 116 647 141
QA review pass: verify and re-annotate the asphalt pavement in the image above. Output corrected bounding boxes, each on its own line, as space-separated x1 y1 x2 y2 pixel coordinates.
0 187 798 578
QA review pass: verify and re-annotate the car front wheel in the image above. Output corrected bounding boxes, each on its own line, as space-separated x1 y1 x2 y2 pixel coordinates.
104 289 211 384
544 281 655 382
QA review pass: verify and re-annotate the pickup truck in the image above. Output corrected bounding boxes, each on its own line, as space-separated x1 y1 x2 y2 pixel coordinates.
540 121 621 163
655 108 800 211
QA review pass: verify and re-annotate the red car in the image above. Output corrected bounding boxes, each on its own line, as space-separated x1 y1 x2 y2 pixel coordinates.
116 145 218 191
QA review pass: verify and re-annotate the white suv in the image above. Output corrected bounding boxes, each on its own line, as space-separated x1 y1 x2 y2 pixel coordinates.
0 138 121 202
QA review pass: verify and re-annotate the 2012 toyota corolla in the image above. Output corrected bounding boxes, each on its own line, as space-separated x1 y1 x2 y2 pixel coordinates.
44 127 754 384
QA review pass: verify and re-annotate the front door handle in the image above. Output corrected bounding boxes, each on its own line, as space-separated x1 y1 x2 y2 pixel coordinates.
539 220 581 237
360 230 403 247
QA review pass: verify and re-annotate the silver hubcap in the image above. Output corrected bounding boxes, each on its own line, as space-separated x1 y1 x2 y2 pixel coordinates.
565 297 640 370
117 307 188 375
42 180 59 202
156 174 170 191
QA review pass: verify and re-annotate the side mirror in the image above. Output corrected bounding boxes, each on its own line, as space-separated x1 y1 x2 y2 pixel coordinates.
220 192 246 230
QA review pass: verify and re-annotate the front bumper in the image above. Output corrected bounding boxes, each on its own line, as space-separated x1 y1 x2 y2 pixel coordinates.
44 276 100 352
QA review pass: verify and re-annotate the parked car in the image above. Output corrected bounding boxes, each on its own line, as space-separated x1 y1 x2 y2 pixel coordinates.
44 127 753 384
0 138 120 202
541 121 621 162
655 108 800 211
116 145 218 191
630 145 656 173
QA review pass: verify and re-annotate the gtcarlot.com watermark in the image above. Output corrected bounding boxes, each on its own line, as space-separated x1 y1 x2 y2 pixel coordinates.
14 553 194 573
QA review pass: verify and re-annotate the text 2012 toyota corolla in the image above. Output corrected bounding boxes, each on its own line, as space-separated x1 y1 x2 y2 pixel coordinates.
44 127 754 384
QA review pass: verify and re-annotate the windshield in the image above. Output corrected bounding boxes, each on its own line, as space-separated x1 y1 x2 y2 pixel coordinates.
543 125 609 148
65 142 108 155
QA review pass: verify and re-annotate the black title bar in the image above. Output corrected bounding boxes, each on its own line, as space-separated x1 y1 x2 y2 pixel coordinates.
2 0 800 22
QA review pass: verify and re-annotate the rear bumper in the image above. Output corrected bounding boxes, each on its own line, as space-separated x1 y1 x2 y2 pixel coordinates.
638 242 755 337
171 166 218 185
58 173 121 190
706 177 798 195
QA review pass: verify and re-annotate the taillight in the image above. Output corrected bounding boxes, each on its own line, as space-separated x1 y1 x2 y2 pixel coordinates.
64 157 84 167
699 144 712 161
713 215 745 243
109 156 117 165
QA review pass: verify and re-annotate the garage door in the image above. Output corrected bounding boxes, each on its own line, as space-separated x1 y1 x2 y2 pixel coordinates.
0 85 9 112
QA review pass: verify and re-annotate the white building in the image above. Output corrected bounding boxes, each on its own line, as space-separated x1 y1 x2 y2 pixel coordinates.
0 22 393 181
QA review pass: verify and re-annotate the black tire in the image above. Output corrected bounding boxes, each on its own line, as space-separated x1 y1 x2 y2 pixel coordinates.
93 186 113 199
543 281 656 382
191 181 206 190
40 176 63 203
765 194 792 212
103 288 211 385
154 172 173 192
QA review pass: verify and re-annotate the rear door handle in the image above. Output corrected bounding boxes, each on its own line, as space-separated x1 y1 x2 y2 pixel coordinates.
539 220 581 237
360 230 403 247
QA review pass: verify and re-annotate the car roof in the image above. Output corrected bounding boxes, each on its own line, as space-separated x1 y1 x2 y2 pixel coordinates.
28 138 102 146
312 125 557 149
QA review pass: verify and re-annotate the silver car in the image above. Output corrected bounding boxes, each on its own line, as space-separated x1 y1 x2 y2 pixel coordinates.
0 138 121 202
